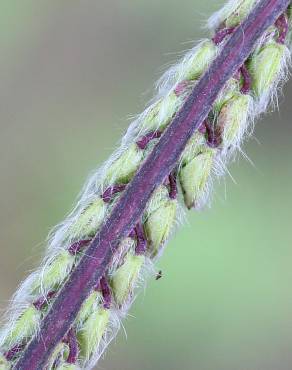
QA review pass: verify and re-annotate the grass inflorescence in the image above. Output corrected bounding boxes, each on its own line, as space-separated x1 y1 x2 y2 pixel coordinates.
0 1 291 369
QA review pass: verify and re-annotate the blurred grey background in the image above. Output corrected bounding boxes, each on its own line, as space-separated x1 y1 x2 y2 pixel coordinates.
0 1 292 369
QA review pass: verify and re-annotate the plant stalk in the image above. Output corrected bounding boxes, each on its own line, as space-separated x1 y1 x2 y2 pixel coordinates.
14 0 290 368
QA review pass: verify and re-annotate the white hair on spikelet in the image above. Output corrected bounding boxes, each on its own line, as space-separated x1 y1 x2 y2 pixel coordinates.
207 0 260 30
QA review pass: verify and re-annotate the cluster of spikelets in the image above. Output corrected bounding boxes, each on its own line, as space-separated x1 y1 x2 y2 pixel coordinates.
0 1 291 369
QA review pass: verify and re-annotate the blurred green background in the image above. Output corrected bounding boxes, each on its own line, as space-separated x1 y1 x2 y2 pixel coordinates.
0 1 292 369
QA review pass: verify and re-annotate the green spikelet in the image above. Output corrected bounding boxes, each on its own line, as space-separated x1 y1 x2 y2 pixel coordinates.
105 144 143 185
179 40 216 81
33 251 75 292
144 186 177 256
5 306 40 348
217 93 250 147
111 237 135 270
214 78 240 111
224 0 258 27
142 92 182 131
111 253 144 307
249 41 286 96
76 291 101 326
179 147 214 209
143 41 217 133
78 308 109 360
69 198 106 240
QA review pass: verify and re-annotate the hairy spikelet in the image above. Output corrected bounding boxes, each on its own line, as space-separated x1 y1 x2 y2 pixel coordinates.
0 1 291 369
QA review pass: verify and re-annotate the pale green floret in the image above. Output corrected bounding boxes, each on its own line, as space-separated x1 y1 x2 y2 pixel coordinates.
224 0 257 28
142 92 182 131
214 78 239 112
181 133 206 164
111 253 144 307
76 291 101 326
142 101 162 131
249 42 285 96
158 93 183 128
69 198 106 240
179 148 214 209
145 186 171 216
0 354 9 370
78 308 109 360
218 93 250 147
179 40 216 81
105 144 143 185
144 186 177 256
5 306 40 348
33 250 75 292
109 237 135 273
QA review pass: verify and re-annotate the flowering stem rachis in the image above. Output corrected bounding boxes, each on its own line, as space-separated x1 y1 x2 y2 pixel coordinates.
0 1 291 369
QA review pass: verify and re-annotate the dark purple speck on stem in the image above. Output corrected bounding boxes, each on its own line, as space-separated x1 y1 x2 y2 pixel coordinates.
14 1 290 369
155 270 163 280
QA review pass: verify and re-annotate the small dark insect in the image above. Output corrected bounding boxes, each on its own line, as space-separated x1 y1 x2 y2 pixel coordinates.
155 270 163 280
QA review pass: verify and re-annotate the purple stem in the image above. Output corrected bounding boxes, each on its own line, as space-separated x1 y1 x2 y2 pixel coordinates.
212 26 236 45
4 343 25 361
240 64 252 94
174 80 190 96
63 328 78 364
101 184 127 203
128 228 136 238
99 276 112 309
68 239 92 255
136 131 162 150
276 13 289 44
168 172 178 200
205 119 223 148
275 12 289 43
198 120 207 134
134 222 147 255
14 1 290 369
33 291 56 311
